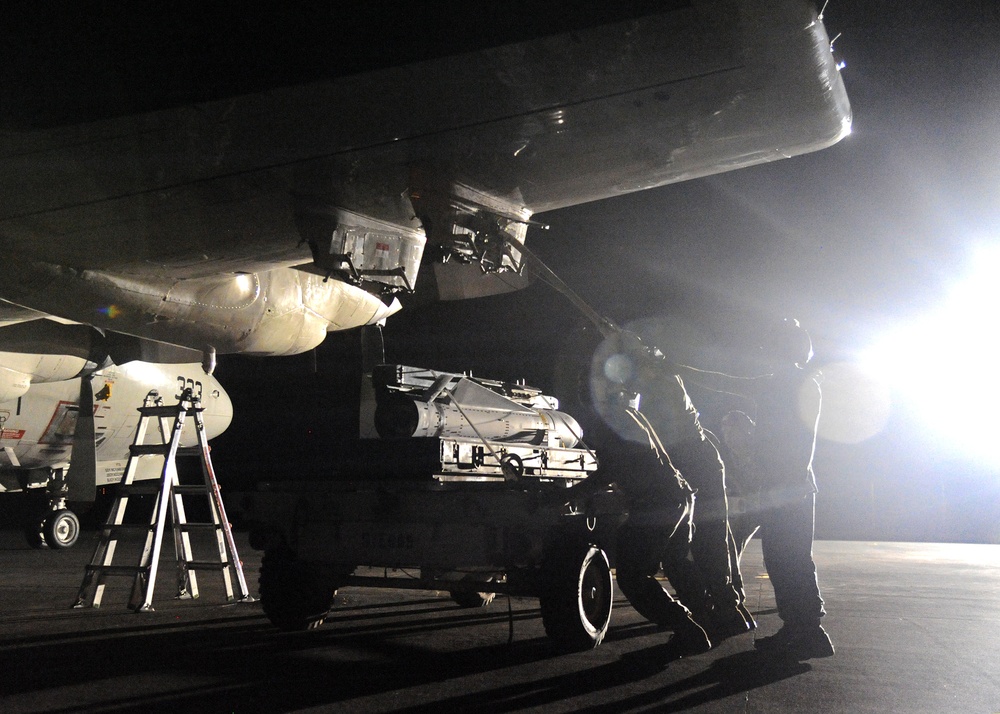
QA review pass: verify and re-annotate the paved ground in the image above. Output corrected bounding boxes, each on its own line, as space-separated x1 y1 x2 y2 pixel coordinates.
0 529 998 713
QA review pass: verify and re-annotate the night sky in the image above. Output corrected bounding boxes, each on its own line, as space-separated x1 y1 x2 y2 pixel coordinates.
217 2 1000 543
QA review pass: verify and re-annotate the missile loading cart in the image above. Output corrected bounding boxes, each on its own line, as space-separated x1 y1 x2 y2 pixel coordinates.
246 364 625 651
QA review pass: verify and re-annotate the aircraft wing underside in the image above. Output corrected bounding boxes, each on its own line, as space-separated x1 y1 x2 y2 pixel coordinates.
0 1 850 357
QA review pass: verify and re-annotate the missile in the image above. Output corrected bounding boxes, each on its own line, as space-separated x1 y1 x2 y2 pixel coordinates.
372 365 582 448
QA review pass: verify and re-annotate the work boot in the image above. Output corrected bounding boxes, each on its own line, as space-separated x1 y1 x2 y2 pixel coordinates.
660 620 712 662
705 607 751 644
755 623 835 659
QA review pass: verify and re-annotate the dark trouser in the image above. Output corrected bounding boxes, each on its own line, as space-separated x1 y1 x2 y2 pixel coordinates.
615 499 707 632
668 437 743 618
760 492 826 627
726 522 752 607
728 495 761 606
729 498 762 558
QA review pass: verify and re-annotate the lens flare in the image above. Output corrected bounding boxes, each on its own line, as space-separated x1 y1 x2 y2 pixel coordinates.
816 362 892 444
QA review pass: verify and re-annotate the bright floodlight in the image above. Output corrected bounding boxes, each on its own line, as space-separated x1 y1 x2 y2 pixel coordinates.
860 243 1000 466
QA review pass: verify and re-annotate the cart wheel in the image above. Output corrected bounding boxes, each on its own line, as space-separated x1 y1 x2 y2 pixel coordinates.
539 541 613 651
259 547 337 631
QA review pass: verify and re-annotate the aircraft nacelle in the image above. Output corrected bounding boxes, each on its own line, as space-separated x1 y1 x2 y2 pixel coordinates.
4 264 403 357
0 353 96 402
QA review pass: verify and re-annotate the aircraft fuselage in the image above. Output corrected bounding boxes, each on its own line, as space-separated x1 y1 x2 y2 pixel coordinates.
1 360 232 492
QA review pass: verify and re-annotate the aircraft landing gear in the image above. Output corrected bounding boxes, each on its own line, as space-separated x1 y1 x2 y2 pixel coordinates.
26 506 82 549
24 468 82 549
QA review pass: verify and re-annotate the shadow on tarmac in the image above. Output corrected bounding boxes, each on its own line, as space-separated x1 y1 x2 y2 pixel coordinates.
387 645 810 713
0 599 567 711
0 581 803 714
3 532 1000 713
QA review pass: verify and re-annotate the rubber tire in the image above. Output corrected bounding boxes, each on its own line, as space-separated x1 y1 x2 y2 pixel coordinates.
539 542 613 651
259 548 337 631
43 509 81 549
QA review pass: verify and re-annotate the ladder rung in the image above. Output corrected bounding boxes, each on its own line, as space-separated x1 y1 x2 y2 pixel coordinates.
86 564 146 577
116 483 162 496
130 443 171 456
182 561 231 571
174 523 222 531
114 483 210 497
172 485 211 496
103 524 151 535
129 445 201 457
138 405 203 417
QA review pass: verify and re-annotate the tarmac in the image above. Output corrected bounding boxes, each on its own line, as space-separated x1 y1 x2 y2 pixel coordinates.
0 526 998 713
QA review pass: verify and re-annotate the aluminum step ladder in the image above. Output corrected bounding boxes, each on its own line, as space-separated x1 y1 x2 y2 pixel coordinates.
74 388 253 611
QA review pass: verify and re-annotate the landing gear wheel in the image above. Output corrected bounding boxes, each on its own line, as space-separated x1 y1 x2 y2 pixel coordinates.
43 509 81 549
539 541 613 651
259 547 338 631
